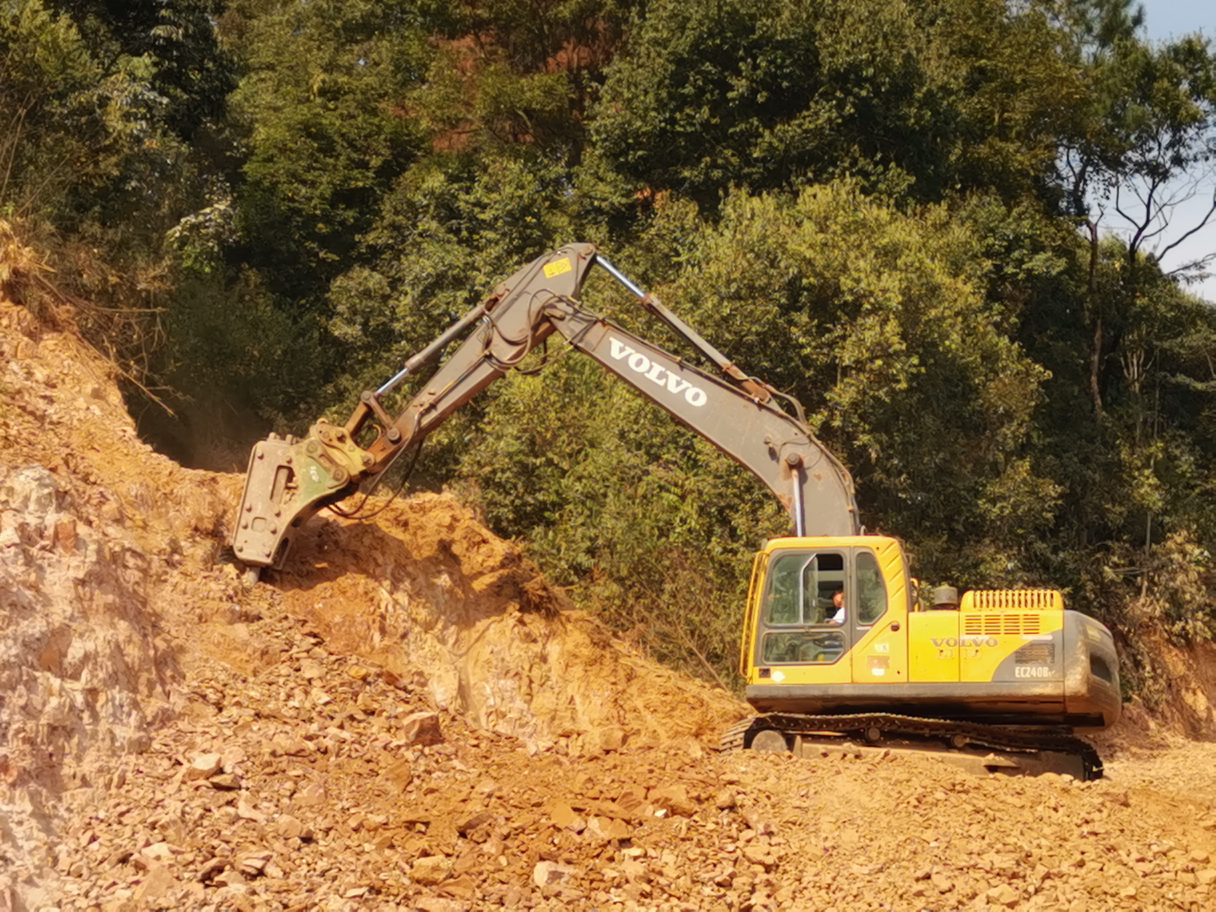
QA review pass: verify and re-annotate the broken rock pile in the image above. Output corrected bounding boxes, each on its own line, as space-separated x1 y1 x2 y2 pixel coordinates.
46 591 1216 912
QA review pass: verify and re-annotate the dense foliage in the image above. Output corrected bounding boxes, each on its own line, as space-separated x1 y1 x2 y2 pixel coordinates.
4 0 1215 693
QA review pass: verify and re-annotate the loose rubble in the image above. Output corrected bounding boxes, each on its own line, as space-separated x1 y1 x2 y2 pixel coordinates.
4 283 1216 912
42 603 1216 912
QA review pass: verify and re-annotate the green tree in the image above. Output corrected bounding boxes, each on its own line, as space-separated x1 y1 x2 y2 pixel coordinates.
592 0 1084 206
224 0 431 304
47 0 235 141
15 0 1204 686
437 181 1067 684
647 184 1059 586
1058 0 1216 418
0 1 232 398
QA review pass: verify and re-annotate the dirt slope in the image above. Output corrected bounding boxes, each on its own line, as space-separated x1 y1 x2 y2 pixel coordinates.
3 292 1216 912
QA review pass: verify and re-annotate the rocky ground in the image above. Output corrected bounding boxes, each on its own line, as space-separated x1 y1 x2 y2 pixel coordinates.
3 283 1216 912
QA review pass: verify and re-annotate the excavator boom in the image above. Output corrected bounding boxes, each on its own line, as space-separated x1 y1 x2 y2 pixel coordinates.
232 244 857 570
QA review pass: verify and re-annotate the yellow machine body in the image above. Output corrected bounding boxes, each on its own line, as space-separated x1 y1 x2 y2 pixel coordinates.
739 536 1121 729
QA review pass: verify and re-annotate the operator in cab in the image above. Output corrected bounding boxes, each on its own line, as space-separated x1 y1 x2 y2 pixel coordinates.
826 587 845 625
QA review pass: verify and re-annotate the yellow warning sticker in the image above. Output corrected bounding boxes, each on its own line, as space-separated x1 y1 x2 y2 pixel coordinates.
543 258 572 278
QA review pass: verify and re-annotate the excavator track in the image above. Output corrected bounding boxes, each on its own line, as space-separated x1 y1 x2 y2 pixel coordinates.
719 712 1104 781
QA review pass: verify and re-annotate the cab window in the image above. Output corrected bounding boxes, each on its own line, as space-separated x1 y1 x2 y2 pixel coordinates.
762 552 846 625
759 551 846 664
763 552 804 626
856 550 887 625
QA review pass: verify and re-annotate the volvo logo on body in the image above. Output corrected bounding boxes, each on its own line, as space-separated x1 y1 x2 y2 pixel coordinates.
931 636 999 648
608 337 708 407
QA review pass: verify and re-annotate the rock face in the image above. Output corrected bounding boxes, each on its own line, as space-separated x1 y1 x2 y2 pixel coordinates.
0 300 231 903
270 490 740 755
5 271 1216 912
0 463 159 763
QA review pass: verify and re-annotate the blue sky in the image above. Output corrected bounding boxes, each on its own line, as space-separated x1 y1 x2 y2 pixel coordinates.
1140 0 1214 42
1128 2 1216 301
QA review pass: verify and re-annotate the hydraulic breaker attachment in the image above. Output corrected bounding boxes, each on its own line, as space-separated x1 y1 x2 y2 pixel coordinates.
231 419 373 569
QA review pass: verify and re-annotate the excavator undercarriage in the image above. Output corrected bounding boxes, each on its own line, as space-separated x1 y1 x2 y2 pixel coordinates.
719 712 1104 780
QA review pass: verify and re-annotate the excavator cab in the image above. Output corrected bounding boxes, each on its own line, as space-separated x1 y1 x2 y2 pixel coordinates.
742 537 910 688
740 535 1121 731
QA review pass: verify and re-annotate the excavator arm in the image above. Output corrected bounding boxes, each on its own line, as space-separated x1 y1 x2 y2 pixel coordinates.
231 244 859 570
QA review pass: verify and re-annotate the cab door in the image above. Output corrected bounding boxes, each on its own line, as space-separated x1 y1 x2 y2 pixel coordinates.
752 548 853 684
850 545 909 685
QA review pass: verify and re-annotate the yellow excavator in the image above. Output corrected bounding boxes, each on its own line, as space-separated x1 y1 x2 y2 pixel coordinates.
231 243 1121 778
